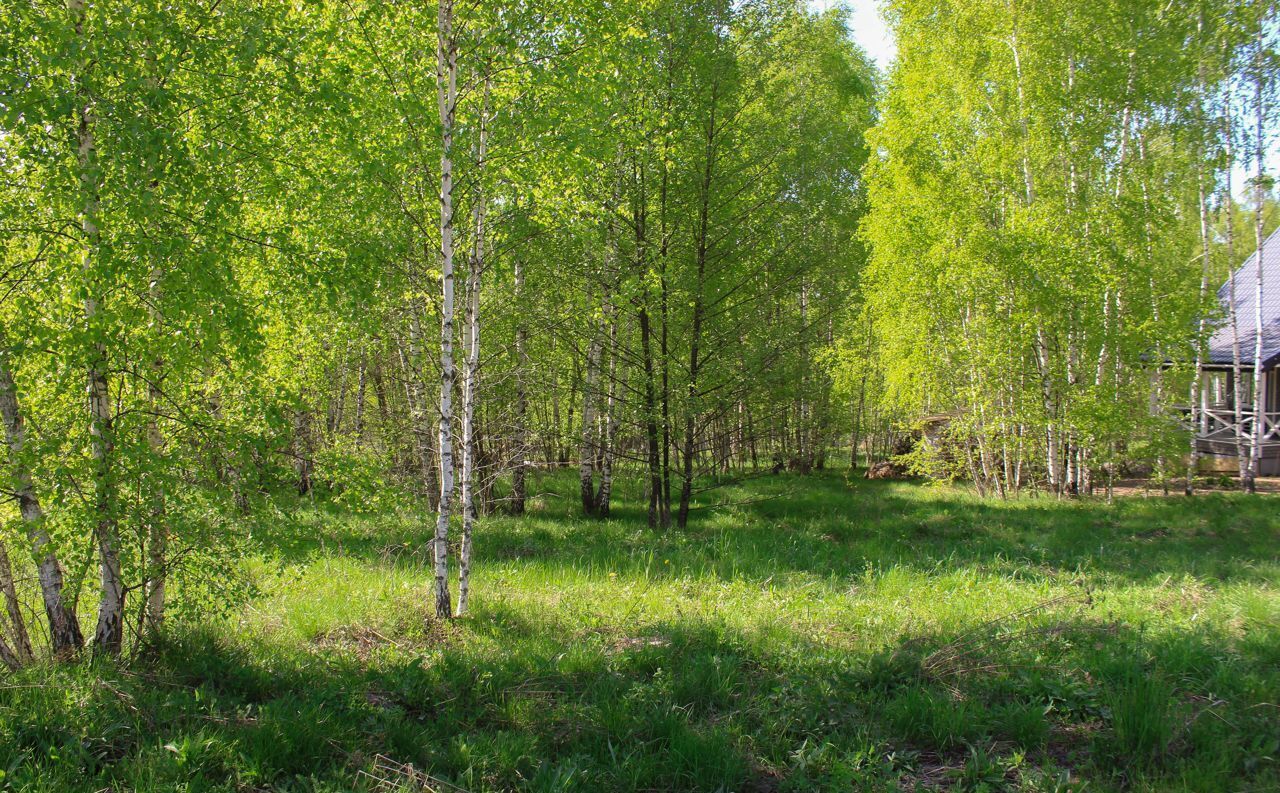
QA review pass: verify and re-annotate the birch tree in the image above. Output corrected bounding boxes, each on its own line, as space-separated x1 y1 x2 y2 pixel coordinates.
456 76 490 618
432 0 459 620
0 330 83 657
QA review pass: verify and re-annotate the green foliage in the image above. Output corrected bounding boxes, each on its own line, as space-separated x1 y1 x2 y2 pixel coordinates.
1 2 1278 791
0 0 878 653
848 0 1279 494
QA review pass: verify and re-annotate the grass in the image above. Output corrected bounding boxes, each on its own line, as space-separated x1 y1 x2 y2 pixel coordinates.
1 469 1278 791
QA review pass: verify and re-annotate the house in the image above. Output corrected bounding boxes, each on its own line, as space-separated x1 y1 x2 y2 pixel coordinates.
1195 226 1280 475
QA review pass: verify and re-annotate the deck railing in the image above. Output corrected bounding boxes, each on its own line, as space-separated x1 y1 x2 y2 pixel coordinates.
1184 407 1280 444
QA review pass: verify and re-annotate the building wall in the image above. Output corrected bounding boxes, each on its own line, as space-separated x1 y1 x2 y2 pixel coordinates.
1197 445 1280 476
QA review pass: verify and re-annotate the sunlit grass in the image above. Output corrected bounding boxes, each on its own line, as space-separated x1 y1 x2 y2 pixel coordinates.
2 470 1277 791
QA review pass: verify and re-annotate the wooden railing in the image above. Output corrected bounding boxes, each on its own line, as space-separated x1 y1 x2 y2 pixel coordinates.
1181 407 1280 444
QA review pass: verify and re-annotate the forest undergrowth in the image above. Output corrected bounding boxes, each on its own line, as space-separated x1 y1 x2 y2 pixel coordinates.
1 470 1277 792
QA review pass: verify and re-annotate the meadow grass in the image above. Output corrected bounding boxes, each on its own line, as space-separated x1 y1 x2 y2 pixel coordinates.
1 470 1278 791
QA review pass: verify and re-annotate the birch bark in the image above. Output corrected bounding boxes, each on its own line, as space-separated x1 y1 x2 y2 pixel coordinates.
0 540 33 665
595 299 621 517
0 330 83 655
1187 17 1211 496
1247 28 1267 492
433 0 458 618
457 77 489 617
1225 110 1248 482
68 0 124 655
579 279 604 516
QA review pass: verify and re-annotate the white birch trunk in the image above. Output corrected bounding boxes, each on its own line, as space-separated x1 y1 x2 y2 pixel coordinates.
0 330 83 656
432 0 458 619
1247 31 1267 491
456 77 490 618
1113 51 1137 199
1008 27 1035 205
1226 111 1248 481
596 298 621 517
579 281 604 515
1187 16 1211 496
68 0 125 655
1188 161 1211 494
1035 330 1059 492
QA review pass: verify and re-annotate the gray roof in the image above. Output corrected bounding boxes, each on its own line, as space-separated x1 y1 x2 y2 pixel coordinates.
1206 226 1280 369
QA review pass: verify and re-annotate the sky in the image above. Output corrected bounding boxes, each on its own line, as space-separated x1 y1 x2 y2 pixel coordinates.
810 0 896 71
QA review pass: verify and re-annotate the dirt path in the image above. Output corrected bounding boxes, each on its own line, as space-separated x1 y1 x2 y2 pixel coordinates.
1109 477 1280 497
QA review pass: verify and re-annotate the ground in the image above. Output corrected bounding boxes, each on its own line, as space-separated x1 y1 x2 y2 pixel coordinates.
1 471 1278 792
1112 477 1280 497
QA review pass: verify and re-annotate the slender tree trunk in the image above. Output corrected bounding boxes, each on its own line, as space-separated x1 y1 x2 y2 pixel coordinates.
677 329 702 527
0 330 83 656
1188 163 1212 494
596 298 621 517
1226 111 1248 483
294 409 314 495
512 259 529 514
144 265 167 635
1247 29 1267 492
550 345 563 465
566 365 578 466
1187 15 1212 496
0 540 33 666
1036 330 1059 493
0 627 20 671
1136 133 1170 496
354 348 368 443
69 0 124 656
1094 287 1113 497
579 281 604 516
678 87 718 527
640 303 663 529
403 310 440 508
631 159 664 528
328 345 349 439
372 358 391 426
1009 24 1036 205
657 147 673 529
432 0 457 619
659 305 672 526
1113 50 1138 199
1021 20 1081 495
457 77 489 618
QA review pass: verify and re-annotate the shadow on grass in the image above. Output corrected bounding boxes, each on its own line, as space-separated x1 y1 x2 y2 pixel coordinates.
12 471 1266 789
4 595 1277 792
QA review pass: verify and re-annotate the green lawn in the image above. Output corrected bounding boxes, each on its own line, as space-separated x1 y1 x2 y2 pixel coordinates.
2 471 1278 791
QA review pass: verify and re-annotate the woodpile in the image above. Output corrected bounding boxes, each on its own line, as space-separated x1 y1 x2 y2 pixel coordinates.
865 460 910 480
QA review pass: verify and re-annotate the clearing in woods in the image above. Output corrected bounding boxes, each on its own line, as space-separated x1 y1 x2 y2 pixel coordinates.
2 471 1277 792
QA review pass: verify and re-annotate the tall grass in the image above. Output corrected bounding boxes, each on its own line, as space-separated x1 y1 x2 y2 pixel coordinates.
0 470 1277 791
